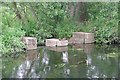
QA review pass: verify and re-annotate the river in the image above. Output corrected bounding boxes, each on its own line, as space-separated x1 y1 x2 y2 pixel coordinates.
1 44 119 79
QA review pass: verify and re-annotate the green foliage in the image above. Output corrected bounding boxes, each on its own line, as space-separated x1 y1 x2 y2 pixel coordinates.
21 3 70 44
80 2 118 43
1 2 119 56
1 2 77 55
55 18 77 39
1 6 25 55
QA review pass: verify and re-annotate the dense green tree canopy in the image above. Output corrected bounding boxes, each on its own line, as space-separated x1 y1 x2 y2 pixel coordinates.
0 2 118 55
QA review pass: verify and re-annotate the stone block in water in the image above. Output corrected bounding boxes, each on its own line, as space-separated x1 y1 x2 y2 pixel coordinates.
73 32 85 38
69 32 85 44
84 33 94 43
57 40 68 46
46 39 68 47
22 37 37 50
69 32 95 44
46 39 59 46
69 37 84 44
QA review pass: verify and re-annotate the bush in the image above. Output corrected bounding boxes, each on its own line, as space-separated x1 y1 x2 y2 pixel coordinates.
1 6 25 56
79 2 118 44
55 18 77 39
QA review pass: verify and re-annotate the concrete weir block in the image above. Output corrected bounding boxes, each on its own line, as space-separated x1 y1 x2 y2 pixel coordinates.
57 40 68 46
46 39 68 47
69 32 95 44
73 32 85 38
22 37 37 50
69 37 84 44
46 39 59 46
84 33 94 43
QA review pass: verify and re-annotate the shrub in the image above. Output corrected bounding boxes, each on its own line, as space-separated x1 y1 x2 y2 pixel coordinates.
1 6 25 56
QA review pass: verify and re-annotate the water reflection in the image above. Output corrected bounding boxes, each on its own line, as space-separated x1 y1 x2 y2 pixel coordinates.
62 51 70 78
42 48 49 65
72 44 94 53
87 65 99 78
2 44 118 78
62 51 69 63
47 46 68 52
86 53 92 66
41 48 51 78
10 50 40 78
0 58 2 80
72 44 93 65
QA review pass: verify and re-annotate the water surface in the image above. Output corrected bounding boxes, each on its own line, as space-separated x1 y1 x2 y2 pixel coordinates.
2 44 119 78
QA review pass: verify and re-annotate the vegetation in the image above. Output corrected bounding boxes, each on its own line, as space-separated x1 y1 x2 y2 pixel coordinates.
0 2 119 56
80 3 118 44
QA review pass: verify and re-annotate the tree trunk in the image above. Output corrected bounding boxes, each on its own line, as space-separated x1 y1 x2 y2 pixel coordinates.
69 3 75 17
78 2 88 22
12 2 25 25
68 2 88 22
13 2 22 19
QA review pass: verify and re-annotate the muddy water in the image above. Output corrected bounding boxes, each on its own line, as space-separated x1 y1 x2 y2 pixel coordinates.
2 44 119 78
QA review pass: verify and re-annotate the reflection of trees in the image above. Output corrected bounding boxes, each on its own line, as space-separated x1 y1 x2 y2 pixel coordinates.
62 51 70 78
10 48 51 78
4 45 118 78
85 51 100 78
10 50 41 78
0 58 2 79
62 51 68 63
86 45 118 78
87 65 99 78
42 49 49 65
16 61 31 78
40 48 51 78
86 53 92 66
84 44 95 78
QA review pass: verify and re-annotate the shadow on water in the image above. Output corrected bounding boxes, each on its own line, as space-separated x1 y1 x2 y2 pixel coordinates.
2 44 119 78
